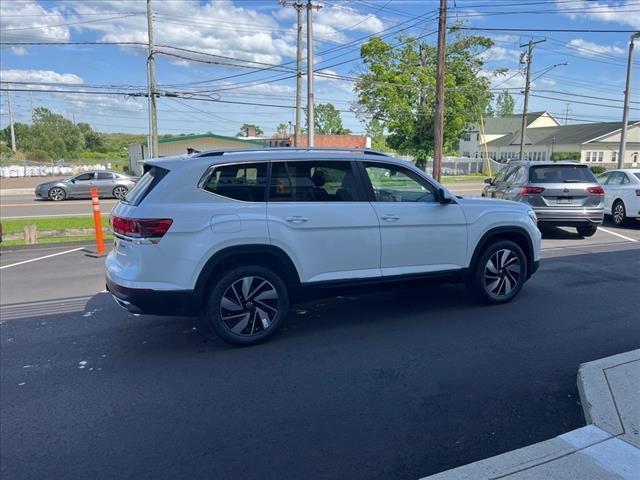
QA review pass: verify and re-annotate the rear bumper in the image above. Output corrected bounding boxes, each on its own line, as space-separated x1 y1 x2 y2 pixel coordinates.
106 276 199 316
534 207 603 226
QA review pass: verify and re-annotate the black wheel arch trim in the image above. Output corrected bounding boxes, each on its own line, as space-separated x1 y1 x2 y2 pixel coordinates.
193 244 301 303
469 226 536 280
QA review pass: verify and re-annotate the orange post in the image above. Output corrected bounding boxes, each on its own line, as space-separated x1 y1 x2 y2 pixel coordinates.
90 187 105 256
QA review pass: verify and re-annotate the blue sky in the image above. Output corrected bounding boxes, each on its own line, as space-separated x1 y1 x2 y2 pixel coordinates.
1 0 639 138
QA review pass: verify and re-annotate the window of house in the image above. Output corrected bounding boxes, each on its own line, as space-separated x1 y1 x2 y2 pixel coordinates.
463 133 471 142
633 152 639 163
476 133 480 141
202 162 268 202
585 152 592 162
462 151 470 157
269 161 360 202
611 151 618 163
364 163 438 203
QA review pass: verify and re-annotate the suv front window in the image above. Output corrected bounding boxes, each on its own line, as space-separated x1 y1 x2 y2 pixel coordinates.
365 163 438 202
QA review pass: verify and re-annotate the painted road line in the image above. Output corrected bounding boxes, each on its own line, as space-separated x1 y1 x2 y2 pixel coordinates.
598 227 639 243
0 247 84 270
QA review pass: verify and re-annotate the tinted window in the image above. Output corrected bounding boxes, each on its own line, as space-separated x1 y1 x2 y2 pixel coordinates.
97 172 115 180
124 166 169 206
75 173 94 181
606 172 628 185
203 162 267 202
269 161 359 202
529 165 596 183
365 163 438 202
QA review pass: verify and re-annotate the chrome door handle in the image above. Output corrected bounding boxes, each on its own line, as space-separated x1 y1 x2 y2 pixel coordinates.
380 214 399 221
285 216 308 224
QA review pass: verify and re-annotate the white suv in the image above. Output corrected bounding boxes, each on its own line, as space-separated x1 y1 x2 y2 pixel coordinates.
106 148 541 345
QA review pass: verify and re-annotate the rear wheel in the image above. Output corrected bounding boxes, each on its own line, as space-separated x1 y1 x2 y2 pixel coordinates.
113 185 128 199
204 265 289 346
577 225 597 237
48 187 66 201
471 240 527 304
611 200 627 226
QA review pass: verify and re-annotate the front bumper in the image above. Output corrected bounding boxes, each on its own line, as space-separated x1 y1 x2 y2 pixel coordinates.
534 207 604 226
106 276 200 317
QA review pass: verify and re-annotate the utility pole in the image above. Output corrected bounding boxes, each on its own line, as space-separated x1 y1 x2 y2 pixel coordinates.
306 0 321 147
432 0 447 182
29 91 34 125
279 0 303 147
563 103 571 125
618 32 639 169
6 88 16 153
518 38 546 161
146 0 159 158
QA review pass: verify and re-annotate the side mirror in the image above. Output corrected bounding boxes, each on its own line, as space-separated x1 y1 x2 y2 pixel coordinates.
70 179 76 183
484 178 493 185
439 188 453 204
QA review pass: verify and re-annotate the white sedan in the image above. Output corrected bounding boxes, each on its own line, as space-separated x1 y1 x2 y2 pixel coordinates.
597 169 640 225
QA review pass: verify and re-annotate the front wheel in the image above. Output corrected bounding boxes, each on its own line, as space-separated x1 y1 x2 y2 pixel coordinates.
577 225 597 237
48 187 66 201
204 266 290 346
471 240 527 304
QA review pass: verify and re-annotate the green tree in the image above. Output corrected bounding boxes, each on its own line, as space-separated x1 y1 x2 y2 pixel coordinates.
353 31 495 168
28 108 83 159
495 90 515 116
1 122 31 152
310 103 351 135
236 123 264 137
365 118 391 152
485 101 495 118
275 122 290 137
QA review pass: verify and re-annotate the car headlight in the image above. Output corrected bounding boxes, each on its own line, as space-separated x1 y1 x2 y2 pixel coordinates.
527 209 537 223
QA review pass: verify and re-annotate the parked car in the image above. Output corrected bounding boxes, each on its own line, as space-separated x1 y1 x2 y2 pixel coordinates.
482 161 604 237
35 171 137 201
106 148 541 346
597 169 640 226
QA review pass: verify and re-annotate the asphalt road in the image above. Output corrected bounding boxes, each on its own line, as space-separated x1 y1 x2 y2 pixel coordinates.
1 225 639 480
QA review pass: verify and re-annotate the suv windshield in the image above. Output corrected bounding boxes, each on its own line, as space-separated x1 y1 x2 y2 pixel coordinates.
529 165 596 184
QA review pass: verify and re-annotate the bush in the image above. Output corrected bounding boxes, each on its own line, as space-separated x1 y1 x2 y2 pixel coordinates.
590 166 606 175
551 151 581 161
25 149 51 161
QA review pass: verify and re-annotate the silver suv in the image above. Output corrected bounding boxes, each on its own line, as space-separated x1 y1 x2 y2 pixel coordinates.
483 161 604 237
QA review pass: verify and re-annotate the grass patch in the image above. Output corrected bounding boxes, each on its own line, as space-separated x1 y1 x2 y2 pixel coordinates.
1 216 109 234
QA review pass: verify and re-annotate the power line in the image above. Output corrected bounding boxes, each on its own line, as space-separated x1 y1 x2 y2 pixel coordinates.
455 27 639 33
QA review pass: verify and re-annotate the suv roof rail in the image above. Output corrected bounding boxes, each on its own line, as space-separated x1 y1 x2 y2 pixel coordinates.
192 147 392 158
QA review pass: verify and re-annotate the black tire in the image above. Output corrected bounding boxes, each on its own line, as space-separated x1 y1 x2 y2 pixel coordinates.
576 225 597 237
48 187 66 201
112 185 128 199
204 265 290 346
470 240 527 305
611 200 627 226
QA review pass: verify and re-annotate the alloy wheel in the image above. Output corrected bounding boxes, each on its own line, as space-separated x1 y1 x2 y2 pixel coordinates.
483 249 522 298
49 187 65 201
219 276 279 337
613 203 625 224
113 186 128 199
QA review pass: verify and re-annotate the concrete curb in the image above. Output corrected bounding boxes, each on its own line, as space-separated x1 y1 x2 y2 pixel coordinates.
421 350 640 479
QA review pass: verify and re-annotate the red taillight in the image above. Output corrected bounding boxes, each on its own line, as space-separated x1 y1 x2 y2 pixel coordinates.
520 187 545 195
111 216 172 238
587 186 605 195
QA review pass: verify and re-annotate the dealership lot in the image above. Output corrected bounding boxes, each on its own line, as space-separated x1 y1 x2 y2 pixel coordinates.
1 223 639 480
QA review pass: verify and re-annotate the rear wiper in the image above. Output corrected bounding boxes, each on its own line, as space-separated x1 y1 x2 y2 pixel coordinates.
563 180 582 183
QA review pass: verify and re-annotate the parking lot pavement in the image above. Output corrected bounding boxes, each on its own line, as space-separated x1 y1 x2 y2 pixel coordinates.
1 236 639 480
0 195 119 219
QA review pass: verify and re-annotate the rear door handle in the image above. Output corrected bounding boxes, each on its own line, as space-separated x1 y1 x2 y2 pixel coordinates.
380 214 399 221
285 216 308 224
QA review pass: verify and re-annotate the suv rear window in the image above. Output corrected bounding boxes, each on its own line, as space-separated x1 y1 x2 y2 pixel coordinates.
529 165 596 184
202 162 267 202
124 166 169 206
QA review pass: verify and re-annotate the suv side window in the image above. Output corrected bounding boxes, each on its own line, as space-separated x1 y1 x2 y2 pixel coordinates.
97 172 115 180
74 173 94 181
202 162 267 202
269 161 360 202
364 163 438 202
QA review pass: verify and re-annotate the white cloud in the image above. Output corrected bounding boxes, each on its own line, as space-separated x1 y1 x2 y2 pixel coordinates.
479 47 521 64
560 1 640 29
0 0 70 52
0 69 83 85
538 78 557 87
567 38 625 57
